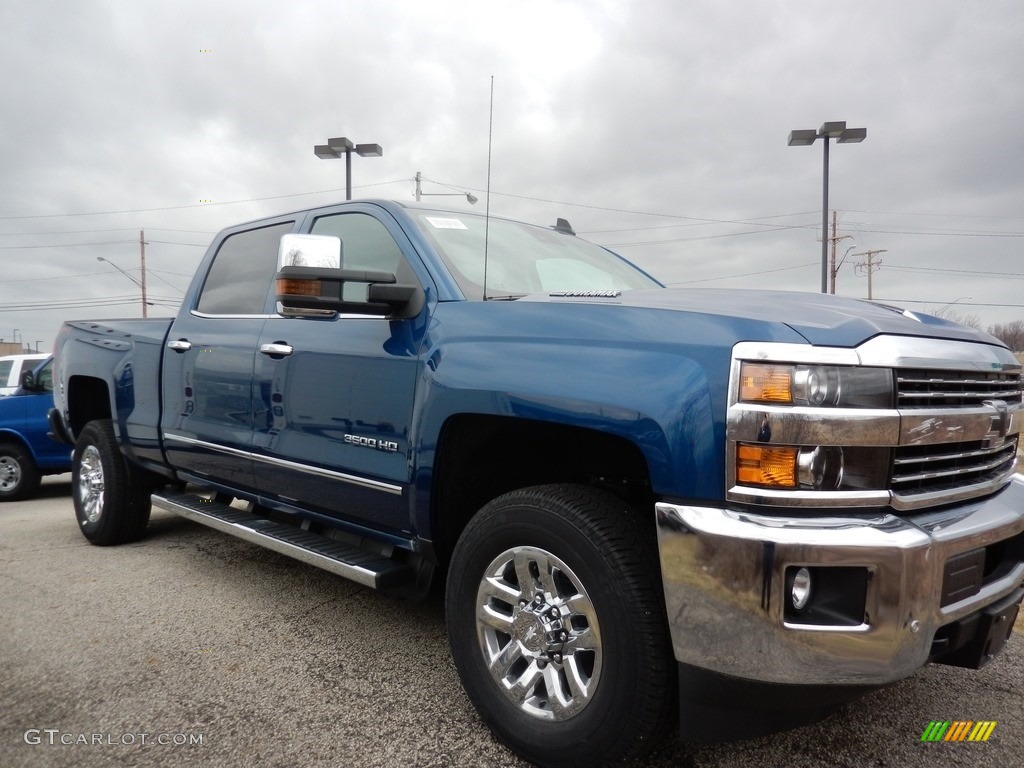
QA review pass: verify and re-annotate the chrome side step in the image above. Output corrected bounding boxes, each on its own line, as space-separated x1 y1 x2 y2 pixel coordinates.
151 491 412 589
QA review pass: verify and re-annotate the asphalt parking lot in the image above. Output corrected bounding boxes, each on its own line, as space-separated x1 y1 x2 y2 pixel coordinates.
2 476 1022 768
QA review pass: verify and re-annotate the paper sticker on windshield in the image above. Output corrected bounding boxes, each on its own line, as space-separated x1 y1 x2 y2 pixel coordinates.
425 217 468 230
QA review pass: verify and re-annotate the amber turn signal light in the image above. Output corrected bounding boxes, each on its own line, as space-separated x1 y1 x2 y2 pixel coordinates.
276 278 322 296
739 363 793 404
736 444 798 488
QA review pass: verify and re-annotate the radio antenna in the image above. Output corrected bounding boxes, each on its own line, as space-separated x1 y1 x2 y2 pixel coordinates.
482 75 494 300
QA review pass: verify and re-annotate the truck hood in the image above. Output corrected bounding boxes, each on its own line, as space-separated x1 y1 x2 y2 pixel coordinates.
531 288 1002 348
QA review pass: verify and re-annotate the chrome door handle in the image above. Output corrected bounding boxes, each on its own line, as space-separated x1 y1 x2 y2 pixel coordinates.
167 339 192 352
260 343 293 357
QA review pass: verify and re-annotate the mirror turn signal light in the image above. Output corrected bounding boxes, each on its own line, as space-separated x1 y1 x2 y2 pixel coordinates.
276 278 323 297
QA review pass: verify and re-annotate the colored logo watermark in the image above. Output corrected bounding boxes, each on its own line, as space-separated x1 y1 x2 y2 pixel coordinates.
920 721 997 742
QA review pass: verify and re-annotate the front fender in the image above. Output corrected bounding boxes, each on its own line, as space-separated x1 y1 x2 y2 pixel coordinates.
410 301 794 502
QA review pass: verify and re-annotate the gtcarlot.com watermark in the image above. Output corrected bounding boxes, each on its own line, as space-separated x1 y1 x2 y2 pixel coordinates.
24 729 204 747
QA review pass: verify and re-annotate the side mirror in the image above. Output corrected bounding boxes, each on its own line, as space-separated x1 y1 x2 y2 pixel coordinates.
20 370 36 391
275 234 423 318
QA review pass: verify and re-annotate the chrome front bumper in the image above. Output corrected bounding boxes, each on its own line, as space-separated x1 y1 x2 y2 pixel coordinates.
655 475 1024 685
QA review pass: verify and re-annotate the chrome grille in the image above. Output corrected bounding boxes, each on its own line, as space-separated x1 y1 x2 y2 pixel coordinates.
896 369 1023 408
892 436 1019 497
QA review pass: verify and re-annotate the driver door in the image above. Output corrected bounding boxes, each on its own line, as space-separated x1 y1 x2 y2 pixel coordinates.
251 207 429 534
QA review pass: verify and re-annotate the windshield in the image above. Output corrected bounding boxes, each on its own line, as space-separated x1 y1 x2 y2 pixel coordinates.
409 209 661 300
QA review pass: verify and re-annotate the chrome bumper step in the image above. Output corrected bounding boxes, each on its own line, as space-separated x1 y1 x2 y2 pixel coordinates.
151 491 412 589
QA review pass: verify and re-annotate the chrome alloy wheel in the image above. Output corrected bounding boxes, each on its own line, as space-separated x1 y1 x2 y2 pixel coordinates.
0 455 21 492
475 546 602 721
77 445 105 524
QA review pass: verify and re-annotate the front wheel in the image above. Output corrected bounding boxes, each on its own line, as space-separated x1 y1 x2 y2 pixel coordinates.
72 419 152 545
445 484 676 767
0 443 41 501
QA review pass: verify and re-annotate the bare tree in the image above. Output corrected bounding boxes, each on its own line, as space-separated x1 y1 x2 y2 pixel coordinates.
933 307 983 329
987 320 1024 352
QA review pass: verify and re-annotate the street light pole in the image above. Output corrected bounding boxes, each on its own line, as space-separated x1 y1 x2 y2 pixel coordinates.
935 296 972 315
788 121 867 294
821 137 829 294
833 244 856 294
97 257 147 317
314 137 383 200
414 171 478 205
139 230 148 319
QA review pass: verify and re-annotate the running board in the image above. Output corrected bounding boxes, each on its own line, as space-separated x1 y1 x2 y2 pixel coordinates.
151 491 412 590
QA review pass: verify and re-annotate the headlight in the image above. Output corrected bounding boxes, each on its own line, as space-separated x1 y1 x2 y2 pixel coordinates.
739 363 893 408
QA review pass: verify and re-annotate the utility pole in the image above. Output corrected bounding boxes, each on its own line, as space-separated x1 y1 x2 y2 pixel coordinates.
414 171 422 201
853 249 887 300
824 211 852 294
140 229 148 318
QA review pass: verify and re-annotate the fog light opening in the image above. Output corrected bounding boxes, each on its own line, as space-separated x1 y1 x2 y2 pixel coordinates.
791 567 812 611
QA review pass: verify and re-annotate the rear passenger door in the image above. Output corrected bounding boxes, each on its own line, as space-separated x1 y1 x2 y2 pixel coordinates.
161 218 295 493
251 205 430 534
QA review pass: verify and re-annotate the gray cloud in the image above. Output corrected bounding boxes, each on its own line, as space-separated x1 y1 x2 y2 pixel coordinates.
2 0 1022 350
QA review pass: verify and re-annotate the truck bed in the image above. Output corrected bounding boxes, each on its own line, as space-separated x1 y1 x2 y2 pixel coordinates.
54 317 174 472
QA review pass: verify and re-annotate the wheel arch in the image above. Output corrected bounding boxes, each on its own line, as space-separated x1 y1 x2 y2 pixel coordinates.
428 414 656 566
65 375 113 441
0 429 36 460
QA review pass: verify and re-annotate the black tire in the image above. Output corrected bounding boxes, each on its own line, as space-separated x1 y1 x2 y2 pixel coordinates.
72 419 152 545
445 484 676 767
0 443 41 501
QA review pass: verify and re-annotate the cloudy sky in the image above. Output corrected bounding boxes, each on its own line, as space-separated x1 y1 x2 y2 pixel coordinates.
2 0 1022 351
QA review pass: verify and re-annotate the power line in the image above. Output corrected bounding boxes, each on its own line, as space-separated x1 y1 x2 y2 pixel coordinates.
0 238 207 251
145 271 186 293
578 211 820 234
884 263 1024 279
842 208 1024 221
0 304 137 313
0 227 216 236
665 262 817 285
0 293 179 305
601 224 813 247
0 179 410 220
148 269 195 277
848 228 1024 238
426 178 1024 241
0 240 136 250
874 298 1024 309
0 271 112 283
420 175 828 230
0 296 181 312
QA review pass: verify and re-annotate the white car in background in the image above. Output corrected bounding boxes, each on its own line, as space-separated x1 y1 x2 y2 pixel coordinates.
0 354 49 396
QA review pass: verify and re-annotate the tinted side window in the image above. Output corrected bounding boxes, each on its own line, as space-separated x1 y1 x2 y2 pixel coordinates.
310 213 406 276
197 221 294 314
38 360 53 392
0 360 12 384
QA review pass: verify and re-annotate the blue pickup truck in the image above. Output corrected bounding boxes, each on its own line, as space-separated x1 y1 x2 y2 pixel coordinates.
51 200 1024 766
0 356 71 501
